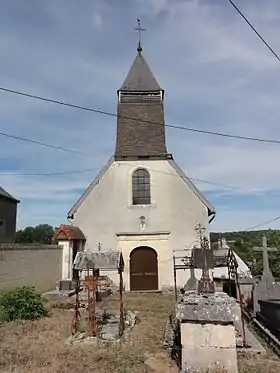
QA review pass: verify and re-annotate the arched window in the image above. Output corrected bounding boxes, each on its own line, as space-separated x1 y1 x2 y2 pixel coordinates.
132 168 151 205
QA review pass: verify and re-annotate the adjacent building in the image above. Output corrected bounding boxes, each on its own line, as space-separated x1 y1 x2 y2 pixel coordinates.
0 186 20 243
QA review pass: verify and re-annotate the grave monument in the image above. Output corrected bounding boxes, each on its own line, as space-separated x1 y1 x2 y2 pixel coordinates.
174 225 238 373
252 235 280 315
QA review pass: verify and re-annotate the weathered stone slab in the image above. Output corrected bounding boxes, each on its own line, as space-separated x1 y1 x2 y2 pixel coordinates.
177 291 238 373
73 250 123 271
181 345 237 373
176 291 240 324
181 323 236 349
65 310 138 345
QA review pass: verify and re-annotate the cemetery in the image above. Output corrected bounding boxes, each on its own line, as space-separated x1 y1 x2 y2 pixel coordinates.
1 226 280 372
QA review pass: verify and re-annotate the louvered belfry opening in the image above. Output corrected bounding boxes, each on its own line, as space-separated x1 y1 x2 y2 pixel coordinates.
115 49 169 161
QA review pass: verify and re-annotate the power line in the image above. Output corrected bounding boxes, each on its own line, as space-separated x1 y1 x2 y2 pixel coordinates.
227 0 280 62
0 168 96 176
0 166 278 232
1 86 280 146
0 161 264 194
0 131 95 158
244 215 280 231
118 162 262 194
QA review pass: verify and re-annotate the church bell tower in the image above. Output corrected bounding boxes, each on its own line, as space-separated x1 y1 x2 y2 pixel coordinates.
115 21 171 161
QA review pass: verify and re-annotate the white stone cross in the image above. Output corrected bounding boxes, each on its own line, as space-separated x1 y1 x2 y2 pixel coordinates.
253 235 277 277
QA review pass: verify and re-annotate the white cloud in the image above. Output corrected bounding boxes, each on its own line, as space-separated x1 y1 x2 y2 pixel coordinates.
1 0 280 231
92 12 103 28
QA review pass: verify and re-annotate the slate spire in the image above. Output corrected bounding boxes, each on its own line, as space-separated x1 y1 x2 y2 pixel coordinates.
115 29 170 160
120 52 162 92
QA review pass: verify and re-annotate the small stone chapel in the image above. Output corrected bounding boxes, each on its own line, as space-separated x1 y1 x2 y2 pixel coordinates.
61 38 216 292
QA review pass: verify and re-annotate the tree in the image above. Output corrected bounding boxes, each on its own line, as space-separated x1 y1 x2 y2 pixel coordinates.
210 229 280 280
15 224 55 244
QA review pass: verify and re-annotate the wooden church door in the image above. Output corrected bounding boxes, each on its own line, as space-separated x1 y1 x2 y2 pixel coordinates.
130 247 158 291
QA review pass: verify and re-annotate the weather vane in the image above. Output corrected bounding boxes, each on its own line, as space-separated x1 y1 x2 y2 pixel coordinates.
134 18 146 53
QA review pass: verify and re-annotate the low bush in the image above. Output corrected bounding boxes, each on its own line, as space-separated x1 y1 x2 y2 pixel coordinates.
0 285 47 321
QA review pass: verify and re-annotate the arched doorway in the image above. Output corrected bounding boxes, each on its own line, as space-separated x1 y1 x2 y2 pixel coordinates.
130 246 158 291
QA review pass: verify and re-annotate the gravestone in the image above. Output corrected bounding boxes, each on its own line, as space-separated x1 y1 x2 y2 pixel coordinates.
193 235 215 294
253 235 280 315
184 265 197 291
176 291 238 373
176 226 238 372
182 248 197 291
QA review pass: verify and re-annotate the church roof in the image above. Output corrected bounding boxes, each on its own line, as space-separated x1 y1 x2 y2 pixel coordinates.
120 52 162 92
168 160 215 216
0 186 20 203
68 157 114 219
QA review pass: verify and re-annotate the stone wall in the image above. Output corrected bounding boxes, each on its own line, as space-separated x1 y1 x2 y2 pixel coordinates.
0 244 62 292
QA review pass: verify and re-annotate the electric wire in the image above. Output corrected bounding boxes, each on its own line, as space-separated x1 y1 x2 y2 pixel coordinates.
1 86 280 145
2 4 280 233
243 215 280 231
0 162 264 195
227 0 280 62
0 130 95 158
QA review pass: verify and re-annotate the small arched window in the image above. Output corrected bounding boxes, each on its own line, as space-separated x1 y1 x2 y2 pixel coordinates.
132 168 151 205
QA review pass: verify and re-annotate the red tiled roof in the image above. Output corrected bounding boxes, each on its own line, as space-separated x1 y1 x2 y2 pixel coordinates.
54 224 86 241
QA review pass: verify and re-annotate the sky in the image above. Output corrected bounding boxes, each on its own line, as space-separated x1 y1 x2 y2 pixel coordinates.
1 0 280 232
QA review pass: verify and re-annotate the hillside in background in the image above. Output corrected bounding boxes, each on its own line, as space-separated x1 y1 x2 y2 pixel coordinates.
210 229 280 279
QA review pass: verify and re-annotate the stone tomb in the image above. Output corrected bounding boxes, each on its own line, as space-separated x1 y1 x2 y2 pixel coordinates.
176 291 238 373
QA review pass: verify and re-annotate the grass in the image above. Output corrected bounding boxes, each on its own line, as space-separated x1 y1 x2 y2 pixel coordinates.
0 293 177 373
238 354 280 373
0 292 279 373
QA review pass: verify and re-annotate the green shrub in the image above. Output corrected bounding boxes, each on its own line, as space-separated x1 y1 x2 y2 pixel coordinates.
0 286 47 321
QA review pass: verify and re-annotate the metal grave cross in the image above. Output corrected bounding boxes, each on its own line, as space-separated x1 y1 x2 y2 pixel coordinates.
253 235 277 278
193 225 215 294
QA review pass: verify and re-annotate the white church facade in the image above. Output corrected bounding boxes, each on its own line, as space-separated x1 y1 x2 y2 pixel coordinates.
62 42 216 291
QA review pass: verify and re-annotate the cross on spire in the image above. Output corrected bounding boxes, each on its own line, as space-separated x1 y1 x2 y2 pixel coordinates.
134 18 146 54
253 235 277 279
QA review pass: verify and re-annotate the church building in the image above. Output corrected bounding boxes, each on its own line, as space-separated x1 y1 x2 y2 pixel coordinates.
65 41 216 291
